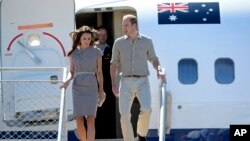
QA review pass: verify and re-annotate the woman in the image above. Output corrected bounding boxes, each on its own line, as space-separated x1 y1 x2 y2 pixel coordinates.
60 25 105 141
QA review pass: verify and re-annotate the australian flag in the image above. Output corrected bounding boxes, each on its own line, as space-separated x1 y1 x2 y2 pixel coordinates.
158 2 220 24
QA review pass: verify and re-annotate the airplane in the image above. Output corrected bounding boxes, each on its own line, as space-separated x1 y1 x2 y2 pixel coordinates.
1 0 250 140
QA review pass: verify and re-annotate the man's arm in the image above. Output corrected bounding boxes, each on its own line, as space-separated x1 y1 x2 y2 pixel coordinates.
153 59 166 83
147 38 166 83
110 63 119 97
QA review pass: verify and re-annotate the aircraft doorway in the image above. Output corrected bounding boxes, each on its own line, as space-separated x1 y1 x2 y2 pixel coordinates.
75 9 137 139
75 11 117 139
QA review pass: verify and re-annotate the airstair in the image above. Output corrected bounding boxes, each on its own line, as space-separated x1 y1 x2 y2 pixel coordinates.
0 67 169 141
0 67 67 141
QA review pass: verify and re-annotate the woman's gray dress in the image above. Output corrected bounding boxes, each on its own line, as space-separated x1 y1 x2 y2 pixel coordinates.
72 47 102 117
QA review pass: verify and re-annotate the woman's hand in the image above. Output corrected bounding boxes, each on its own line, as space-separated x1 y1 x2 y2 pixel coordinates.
98 90 106 107
98 90 106 100
60 81 70 89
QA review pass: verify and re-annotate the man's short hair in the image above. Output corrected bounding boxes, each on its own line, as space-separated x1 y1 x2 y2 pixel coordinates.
97 25 107 31
123 14 137 25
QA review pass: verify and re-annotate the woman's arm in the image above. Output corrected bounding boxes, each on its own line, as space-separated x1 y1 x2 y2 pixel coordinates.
60 55 75 89
96 56 104 92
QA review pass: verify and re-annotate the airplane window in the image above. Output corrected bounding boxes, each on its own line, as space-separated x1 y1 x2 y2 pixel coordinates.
215 58 234 84
27 33 41 46
178 58 198 84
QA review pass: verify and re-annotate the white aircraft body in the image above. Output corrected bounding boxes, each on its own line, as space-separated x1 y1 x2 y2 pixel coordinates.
1 0 250 140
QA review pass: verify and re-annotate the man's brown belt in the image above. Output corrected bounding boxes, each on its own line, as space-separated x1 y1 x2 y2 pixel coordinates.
124 75 147 78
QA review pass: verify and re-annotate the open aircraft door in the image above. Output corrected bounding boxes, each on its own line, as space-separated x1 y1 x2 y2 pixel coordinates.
0 0 74 120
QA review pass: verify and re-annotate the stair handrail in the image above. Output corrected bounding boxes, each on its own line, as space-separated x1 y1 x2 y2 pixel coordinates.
158 66 167 141
57 67 68 141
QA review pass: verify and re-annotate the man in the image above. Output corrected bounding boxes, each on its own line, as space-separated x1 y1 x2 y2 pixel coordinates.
110 14 166 141
95 26 116 139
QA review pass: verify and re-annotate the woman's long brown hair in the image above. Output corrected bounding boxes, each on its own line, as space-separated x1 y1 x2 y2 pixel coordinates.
67 26 97 56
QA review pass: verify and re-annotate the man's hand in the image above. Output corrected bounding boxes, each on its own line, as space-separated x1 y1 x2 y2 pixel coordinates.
157 66 167 83
112 85 120 97
158 73 166 83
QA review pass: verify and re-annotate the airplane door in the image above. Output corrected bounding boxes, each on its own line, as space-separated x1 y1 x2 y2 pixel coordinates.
1 0 74 68
0 0 74 119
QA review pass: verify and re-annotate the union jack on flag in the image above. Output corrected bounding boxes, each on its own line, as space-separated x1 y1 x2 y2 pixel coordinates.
157 2 220 24
158 3 189 13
